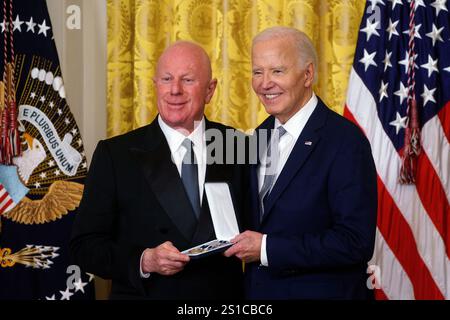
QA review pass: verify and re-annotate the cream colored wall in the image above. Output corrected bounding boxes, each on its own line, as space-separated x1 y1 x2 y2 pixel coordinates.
47 0 109 299
47 0 106 163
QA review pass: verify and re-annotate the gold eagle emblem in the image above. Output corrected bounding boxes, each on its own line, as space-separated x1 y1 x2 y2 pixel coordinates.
2 180 84 224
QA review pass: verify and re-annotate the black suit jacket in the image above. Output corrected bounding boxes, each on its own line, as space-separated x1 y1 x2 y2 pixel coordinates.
70 118 247 299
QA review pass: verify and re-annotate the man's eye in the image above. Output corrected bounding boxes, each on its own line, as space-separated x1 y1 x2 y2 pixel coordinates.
161 77 171 82
183 78 194 83
252 71 262 76
273 70 283 74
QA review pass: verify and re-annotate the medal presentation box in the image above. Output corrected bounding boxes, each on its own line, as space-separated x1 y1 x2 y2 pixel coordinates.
182 183 239 259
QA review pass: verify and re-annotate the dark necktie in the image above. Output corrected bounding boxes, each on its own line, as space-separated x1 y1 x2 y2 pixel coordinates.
259 126 287 219
181 138 201 219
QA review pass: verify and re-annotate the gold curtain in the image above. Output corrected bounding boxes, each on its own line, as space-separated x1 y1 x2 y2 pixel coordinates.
107 0 366 137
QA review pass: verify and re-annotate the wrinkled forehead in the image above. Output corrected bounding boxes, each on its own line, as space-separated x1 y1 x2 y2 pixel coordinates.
251 37 299 67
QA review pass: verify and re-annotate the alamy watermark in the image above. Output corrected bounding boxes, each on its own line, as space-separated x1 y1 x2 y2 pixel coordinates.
174 123 285 175
66 264 82 290
66 5 81 30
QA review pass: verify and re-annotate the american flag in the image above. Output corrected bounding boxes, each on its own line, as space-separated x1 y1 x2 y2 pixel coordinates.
345 0 450 299
0 183 14 214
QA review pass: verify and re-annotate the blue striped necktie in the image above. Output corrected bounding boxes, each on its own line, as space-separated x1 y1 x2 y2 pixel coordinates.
259 126 287 220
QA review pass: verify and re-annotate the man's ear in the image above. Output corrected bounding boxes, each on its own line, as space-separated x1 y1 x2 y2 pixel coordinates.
304 63 315 87
205 78 218 104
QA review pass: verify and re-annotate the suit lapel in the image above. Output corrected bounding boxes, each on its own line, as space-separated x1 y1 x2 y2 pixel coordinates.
191 193 214 245
249 163 261 229
261 100 328 223
129 119 198 242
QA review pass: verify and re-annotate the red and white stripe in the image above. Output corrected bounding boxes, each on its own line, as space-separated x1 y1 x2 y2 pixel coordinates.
345 69 450 299
0 183 14 214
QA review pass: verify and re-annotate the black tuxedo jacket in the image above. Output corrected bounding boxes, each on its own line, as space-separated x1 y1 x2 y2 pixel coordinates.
70 118 248 299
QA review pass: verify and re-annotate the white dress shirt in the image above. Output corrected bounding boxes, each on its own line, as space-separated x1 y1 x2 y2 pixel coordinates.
259 93 318 266
158 116 207 204
140 116 207 278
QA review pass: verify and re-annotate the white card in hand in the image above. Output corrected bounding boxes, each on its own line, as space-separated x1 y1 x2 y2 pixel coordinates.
204 182 239 240
181 182 239 258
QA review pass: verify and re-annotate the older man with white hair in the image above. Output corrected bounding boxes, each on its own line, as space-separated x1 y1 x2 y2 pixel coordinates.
225 26 378 300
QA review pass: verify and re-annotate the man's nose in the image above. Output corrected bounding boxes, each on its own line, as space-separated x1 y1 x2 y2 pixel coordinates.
170 79 182 95
261 73 274 89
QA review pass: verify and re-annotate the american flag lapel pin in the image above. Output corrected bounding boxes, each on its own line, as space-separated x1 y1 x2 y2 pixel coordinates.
304 141 312 146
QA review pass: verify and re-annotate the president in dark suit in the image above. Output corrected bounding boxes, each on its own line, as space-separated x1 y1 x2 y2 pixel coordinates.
225 27 377 299
70 41 246 299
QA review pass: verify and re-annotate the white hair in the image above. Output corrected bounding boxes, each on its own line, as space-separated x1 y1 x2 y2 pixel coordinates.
253 26 318 83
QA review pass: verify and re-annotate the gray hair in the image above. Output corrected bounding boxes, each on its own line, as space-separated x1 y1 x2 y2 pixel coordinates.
253 26 318 83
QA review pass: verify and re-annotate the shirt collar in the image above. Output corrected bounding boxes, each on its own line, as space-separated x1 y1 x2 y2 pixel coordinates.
274 92 318 140
158 115 205 153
